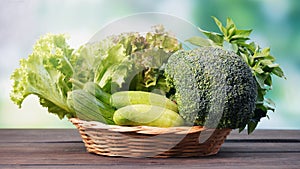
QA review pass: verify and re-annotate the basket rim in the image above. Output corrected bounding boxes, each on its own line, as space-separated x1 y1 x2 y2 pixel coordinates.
69 118 231 135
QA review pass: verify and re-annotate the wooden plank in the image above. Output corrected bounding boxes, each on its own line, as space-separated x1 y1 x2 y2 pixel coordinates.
228 129 300 140
0 142 299 166
0 160 299 169
0 147 299 166
0 129 82 143
1 163 299 169
0 151 299 169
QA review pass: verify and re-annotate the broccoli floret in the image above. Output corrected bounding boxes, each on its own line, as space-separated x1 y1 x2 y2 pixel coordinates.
165 46 257 129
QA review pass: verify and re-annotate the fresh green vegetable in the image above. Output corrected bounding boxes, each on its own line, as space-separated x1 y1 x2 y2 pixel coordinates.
82 81 111 105
111 91 178 112
10 26 181 120
72 80 178 112
10 34 76 119
75 25 181 94
186 17 285 133
67 90 115 124
113 104 184 127
71 80 178 125
165 46 257 129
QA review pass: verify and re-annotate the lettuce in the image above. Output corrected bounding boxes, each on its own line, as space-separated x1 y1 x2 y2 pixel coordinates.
76 25 181 94
10 34 76 119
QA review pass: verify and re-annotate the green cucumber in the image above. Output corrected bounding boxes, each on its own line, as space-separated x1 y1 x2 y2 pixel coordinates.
111 91 178 112
113 104 184 127
67 90 115 124
80 81 178 112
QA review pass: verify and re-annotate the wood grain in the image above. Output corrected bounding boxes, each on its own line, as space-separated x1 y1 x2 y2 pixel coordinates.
0 129 299 169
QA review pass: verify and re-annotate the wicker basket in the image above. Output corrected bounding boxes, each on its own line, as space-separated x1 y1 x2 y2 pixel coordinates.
70 118 231 158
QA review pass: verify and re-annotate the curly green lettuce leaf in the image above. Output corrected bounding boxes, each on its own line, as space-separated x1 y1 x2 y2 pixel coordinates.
127 48 173 94
75 25 181 94
10 34 75 119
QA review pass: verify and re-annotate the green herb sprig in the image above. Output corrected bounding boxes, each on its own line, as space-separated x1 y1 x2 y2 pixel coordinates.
187 16 286 134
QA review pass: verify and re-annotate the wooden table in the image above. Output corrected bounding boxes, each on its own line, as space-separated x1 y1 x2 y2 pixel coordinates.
0 129 299 169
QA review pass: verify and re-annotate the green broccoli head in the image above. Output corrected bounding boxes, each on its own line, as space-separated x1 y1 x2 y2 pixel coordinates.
165 46 257 129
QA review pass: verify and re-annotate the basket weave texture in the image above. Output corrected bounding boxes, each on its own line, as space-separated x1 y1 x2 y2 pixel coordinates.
70 118 231 158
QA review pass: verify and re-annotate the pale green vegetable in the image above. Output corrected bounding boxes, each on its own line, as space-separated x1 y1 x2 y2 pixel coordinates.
113 104 184 127
111 91 178 112
10 34 76 118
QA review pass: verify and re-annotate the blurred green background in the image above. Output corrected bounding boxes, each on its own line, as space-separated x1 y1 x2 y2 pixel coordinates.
0 0 299 129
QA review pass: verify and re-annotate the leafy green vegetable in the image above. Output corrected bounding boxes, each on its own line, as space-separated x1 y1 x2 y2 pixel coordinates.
10 25 181 120
165 47 257 129
74 25 181 94
186 17 286 133
10 34 75 119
